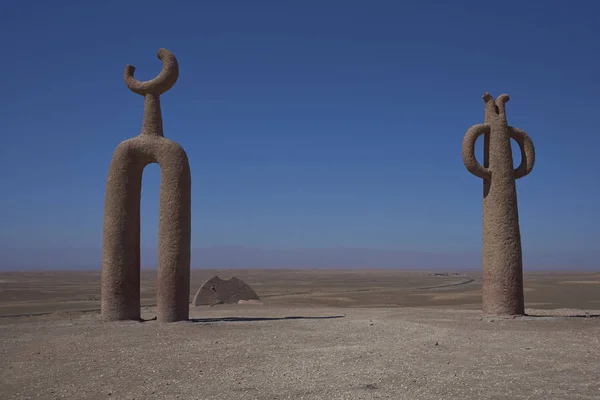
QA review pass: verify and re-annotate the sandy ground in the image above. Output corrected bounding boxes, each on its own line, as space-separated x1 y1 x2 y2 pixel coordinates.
1 269 599 399
1 305 599 400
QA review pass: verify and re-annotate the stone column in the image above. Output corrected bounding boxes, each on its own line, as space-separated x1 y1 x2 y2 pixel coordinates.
101 48 191 322
462 93 535 315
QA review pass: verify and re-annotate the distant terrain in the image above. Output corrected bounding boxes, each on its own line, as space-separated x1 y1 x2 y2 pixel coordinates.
1 269 599 318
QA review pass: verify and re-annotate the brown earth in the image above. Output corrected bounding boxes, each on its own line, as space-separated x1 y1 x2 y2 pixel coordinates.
0 269 599 399
1 269 599 317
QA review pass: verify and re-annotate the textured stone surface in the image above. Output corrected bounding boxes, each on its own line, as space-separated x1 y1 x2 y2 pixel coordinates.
462 93 535 315
193 276 261 306
101 49 191 323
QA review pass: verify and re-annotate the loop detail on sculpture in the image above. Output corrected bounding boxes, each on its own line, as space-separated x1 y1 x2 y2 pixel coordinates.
462 123 492 179
124 48 179 96
510 127 535 179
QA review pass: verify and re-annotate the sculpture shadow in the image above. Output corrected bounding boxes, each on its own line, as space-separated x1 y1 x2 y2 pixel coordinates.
524 313 600 319
188 315 346 324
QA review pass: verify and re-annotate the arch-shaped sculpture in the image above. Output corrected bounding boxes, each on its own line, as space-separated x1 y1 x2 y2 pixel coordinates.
193 276 261 306
462 93 535 316
101 48 192 322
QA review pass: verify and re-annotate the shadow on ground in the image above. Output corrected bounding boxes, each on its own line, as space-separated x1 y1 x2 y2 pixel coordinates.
524 313 600 319
188 315 346 323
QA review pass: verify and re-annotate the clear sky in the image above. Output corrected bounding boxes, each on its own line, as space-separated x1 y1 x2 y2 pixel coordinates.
1 0 599 269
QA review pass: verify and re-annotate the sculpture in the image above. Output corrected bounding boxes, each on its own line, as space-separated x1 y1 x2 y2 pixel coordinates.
101 48 192 322
193 276 261 306
462 93 535 315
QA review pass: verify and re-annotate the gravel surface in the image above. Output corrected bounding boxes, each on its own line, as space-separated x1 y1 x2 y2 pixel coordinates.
1 305 599 400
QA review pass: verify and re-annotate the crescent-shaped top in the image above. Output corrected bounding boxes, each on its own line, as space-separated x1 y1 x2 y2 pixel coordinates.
124 48 179 96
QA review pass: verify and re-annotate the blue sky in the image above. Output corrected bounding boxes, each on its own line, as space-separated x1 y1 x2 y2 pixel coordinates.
1 0 599 269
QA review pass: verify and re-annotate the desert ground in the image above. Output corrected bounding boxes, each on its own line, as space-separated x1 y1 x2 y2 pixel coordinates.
1 269 599 399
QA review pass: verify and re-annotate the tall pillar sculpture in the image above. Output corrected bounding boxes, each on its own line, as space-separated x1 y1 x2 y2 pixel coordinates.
101 48 192 322
461 93 535 315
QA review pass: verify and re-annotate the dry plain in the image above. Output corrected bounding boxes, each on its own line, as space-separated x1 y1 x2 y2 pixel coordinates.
0 269 599 399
